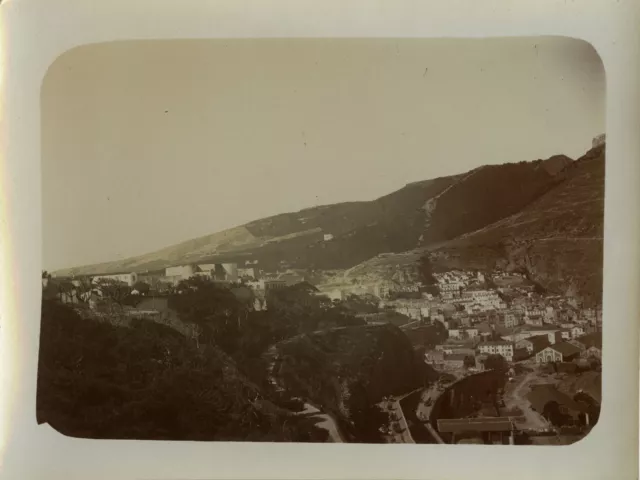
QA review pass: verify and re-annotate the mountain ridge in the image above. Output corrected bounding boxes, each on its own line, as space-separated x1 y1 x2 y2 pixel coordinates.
52 148 600 292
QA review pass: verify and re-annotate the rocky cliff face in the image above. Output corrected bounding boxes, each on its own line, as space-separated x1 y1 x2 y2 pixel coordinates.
429 143 605 304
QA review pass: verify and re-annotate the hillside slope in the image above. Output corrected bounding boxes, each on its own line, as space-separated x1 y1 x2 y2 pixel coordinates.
419 159 569 245
37 300 328 441
429 143 605 303
54 153 572 276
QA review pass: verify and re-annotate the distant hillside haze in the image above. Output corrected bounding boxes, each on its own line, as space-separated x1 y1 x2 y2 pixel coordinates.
53 142 604 304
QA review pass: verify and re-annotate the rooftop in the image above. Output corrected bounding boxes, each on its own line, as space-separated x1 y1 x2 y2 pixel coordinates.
523 325 560 332
445 353 469 361
437 417 518 433
545 341 582 357
575 332 602 349
525 335 551 352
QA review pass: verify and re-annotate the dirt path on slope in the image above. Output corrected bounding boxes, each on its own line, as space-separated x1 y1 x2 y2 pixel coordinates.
505 372 549 430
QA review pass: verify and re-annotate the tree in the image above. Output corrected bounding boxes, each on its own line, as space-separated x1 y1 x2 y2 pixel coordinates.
574 392 600 425
489 330 504 341
73 277 95 302
542 401 570 427
168 276 244 353
532 281 547 295
347 381 386 443
133 281 150 295
37 299 325 442
418 255 437 285
342 294 379 314
56 279 77 303
463 355 476 369
483 354 508 372
95 279 134 311
422 284 439 296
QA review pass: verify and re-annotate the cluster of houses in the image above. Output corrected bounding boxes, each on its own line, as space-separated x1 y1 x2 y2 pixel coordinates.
401 268 604 373
318 280 420 303
55 259 313 294
47 259 309 312
424 328 602 373
49 261 603 372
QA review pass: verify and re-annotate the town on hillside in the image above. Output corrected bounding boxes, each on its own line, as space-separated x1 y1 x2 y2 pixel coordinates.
41 246 603 445
37 33 607 448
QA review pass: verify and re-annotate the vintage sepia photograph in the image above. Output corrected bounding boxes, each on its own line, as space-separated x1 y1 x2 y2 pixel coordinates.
37 36 605 446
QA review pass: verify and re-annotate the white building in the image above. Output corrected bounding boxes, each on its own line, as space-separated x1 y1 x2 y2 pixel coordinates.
373 282 392 299
221 263 239 282
247 279 263 290
92 272 138 287
396 306 422 321
478 341 515 362
165 265 196 281
502 327 562 345
448 328 479 340
197 264 218 273
544 306 557 323
502 312 521 328
196 263 238 283
525 306 546 317
571 325 585 338
524 315 544 327
462 289 506 310
323 233 334 241
439 282 463 296
238 267 257 279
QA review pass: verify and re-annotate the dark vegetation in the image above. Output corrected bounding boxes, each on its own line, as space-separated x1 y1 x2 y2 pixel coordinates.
37 299 327 441
423 162 565 244
38 276 426 442
463 355 476 369
418 256 437 285
403 322 448 349
429 370 507 426
274 324 437 442
340 294 380 314
377 310 413 327
482 354 509 372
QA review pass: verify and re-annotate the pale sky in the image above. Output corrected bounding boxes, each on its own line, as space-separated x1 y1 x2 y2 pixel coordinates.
42 37 605 271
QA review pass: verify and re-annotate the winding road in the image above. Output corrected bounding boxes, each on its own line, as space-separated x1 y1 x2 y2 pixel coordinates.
296 403 344 443
505 372 549 430
263 330 347 442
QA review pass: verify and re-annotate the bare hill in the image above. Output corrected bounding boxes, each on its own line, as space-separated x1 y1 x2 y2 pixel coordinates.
54 152 574 276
